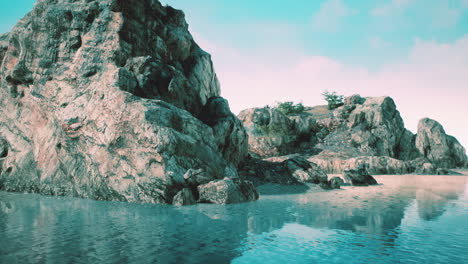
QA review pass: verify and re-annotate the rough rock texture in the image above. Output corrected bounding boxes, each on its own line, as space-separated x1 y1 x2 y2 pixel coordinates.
239 95 465 177
283 157 328 184
0 33 9 65
309 152 414 175
343 164 378 186
239 156 329 186
197 178 259 204
172 188 196 206
239 96 420 160
415 118 467 168
200 97 248 166
237 107 314 158
0 0 252 204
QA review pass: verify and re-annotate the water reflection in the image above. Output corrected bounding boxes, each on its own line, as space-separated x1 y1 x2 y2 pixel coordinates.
0 175 467 264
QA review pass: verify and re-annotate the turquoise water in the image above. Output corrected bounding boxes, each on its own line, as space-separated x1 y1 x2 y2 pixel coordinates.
1 175 467 264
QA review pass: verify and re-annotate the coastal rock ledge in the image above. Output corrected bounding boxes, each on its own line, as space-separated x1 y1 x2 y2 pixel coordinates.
0 0 256 204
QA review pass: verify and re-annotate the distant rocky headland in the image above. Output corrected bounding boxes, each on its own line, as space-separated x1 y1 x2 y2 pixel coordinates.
0 0 466 205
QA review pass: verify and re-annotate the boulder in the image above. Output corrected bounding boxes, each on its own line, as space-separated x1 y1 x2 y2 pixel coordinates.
343 164 378 186
415 118 467 168
283 157 328 184
197 178 259 204
0 0 253 204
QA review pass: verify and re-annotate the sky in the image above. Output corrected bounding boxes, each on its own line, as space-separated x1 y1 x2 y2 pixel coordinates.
1 0 467 148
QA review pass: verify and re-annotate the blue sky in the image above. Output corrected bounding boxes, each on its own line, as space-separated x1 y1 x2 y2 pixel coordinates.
1 0 468 147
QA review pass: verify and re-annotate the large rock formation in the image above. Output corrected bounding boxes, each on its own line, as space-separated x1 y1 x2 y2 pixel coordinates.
239 95 466 176
0 0 257 204
415 118 466 168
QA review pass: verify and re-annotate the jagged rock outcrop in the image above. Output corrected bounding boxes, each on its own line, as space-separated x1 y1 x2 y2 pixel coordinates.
0 0 256 204
239 95 465 177
240 96 420 161
238 107 312 158
415 118 466 168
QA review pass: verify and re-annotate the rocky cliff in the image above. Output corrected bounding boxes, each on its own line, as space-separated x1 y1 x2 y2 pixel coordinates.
0 0 256 204
239 95 466 175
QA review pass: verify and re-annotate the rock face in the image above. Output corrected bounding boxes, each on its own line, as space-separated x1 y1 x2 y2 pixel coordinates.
240 96 420 161
238 107 312 158
200 97 249 166
0 0 254 204
239 95 466 177
415 118 466 168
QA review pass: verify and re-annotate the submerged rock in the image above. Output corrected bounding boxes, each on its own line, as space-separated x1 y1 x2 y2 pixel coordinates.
0 0 252 204
197 178 259 204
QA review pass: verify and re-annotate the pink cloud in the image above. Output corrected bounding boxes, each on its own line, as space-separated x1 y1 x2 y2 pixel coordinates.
194 33 468 148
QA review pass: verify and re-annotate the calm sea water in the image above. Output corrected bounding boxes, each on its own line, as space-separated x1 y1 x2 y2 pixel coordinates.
1 175 467 264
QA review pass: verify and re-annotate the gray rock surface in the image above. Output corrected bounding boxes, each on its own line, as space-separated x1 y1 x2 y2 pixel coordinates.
415 118 467 168
309 152 413 175
239 155 330 188
343 164 378 186
415 163 437 175
172 188 196 206
197 178 259 204
239 95 465 178
283 157 328 184
238 107 305 158
200 97 248 166
0 0 252 204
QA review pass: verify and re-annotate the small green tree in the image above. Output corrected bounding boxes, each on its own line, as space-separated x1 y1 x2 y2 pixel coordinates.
276 101 305 115
322 91 344 110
